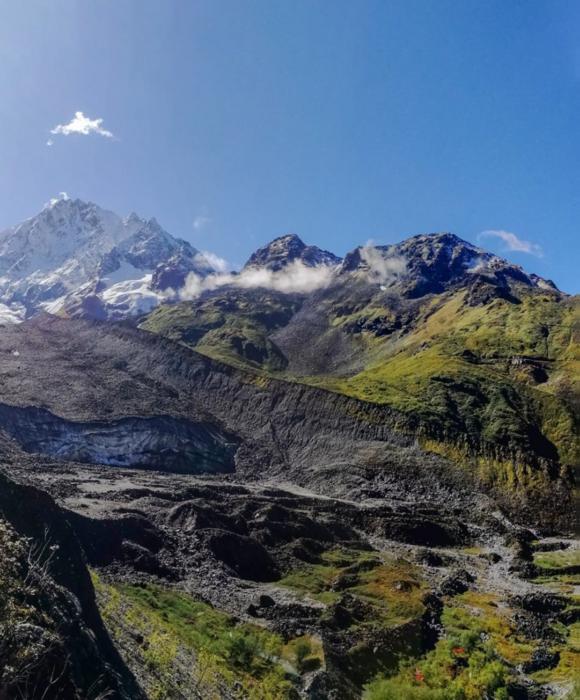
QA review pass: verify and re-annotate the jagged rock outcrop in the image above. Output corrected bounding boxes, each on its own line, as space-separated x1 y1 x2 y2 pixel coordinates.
243 234 340 271
0 470 143 699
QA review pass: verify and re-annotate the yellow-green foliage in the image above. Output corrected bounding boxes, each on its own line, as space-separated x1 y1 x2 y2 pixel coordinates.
141 284 579 515
420 439 555 497
534 549 580 571
530 620 580 686
282 635 324 673
279 548 425 628
364 588 580 698
363 591 529 700
442 592 533 666
0 519 61 695
92 574 298 700
141 290 300 372
311 291 579 500
310 294 577 487
534 572 580 596
0 518 25 618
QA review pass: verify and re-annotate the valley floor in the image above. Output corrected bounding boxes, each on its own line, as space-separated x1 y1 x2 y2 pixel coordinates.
8 461 579 700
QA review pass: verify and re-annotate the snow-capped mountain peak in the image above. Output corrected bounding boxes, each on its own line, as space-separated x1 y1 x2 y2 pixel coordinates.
0 197 215 323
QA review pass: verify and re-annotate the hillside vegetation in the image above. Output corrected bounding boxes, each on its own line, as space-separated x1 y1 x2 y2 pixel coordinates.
141 251 579 527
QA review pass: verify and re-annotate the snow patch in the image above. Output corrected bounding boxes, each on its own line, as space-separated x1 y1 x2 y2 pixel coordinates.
0 302 25 324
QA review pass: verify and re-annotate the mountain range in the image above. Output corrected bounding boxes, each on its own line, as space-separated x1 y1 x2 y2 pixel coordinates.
1 196 577 522
0 197 578 699
0 195 559 325
0 194 215 323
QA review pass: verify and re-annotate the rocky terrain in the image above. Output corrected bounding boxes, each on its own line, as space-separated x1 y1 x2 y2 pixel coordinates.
142 232 578 531
0 205 577 698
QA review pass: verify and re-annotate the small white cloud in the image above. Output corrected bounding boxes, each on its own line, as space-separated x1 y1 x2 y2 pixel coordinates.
465 256 488 274
479 230 543 257
50 111 114 140
193 215 211 231
43 192 70 209
359 241 407 285
200 251 230 273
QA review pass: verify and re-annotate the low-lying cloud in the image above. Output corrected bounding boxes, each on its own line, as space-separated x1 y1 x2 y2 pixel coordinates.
198 251 230 273
179 259 336 300
479 230 543 257
359 243 407 286
465 256 490 274
174 242 407 301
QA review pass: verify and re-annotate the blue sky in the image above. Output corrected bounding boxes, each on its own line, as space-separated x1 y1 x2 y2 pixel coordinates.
0 1 578 291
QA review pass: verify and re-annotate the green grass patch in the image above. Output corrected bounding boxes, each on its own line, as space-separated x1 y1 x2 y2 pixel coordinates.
363 591 532 700
92 574 307 700
534 549 580 571
364 588 580 698
278 547 426 629
140 289 301 372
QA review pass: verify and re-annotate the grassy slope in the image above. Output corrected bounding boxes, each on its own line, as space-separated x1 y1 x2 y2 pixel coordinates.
306 290 577 458
363 589 580 700
141 286 579 522
142 288 302 372
90 547 580 699
92 574 324 700
270 545 580 696
304 289 578 523
279 547 426 629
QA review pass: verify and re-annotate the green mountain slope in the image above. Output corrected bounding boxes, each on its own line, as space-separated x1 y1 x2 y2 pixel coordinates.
140 233 579 526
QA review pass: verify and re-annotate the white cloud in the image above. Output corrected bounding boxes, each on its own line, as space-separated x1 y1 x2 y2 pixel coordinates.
49 111 114 141
234 261 335 294
43 192 70 209
199 251 230 273
465 256 489 274
193 215 211 231
359 242 407 285
479 230 543 257
179 259 336 301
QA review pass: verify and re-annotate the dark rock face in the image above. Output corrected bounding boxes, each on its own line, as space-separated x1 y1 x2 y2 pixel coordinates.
414 548 449 567
206 531 280 582
338 232 553 298
506 682 550 700
439 569 475 596
244 234 340 271
166 500 247 534
521 647 560 673
0 315 473 500
67 512 166 570
0 471 143 699
510 592 569 648
150 244 214 292
510 593 567 615
0 404 239 474
0 313 570 530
